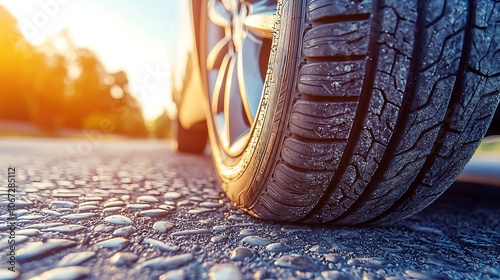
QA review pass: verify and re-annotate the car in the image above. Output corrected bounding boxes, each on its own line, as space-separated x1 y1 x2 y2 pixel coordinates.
170 0 500 225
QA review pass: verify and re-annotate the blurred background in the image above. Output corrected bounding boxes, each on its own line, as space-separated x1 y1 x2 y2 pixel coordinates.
0 0 189 139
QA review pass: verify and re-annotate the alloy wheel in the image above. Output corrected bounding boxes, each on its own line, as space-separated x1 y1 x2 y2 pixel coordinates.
206 0 277 156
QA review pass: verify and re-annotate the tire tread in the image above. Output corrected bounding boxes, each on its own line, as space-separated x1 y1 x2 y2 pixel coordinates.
250 0 500 224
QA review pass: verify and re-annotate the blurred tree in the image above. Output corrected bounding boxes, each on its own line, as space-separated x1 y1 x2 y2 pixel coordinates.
0 5 149 138
0 6 33 122
67 48 111 128
26 54 67 134
153 109 171 139
108 71 148 138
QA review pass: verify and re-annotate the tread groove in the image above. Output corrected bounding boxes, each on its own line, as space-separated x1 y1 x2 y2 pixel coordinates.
246 0 499 225
300 94 360 102
311 13 371 25
306 55 367 62
297 0 383 222
363 0 477 225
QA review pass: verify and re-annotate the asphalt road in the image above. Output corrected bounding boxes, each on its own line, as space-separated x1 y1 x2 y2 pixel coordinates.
0 139 499 280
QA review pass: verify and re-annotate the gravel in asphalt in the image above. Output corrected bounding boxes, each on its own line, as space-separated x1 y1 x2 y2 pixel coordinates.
0 139 499 279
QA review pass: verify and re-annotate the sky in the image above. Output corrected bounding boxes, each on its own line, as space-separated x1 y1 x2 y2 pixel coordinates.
0 0 190 121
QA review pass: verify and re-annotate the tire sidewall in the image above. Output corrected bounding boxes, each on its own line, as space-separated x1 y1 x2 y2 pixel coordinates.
207 0 303 208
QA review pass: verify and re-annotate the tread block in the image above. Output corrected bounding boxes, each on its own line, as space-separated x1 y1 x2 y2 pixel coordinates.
290 100 357 140
298 61 366 97
282 137 346 171
272 163 331 205
253 163 332 221
419 1 468 78
251 0 499 226
379 84 500 224
373 0 500 225
308 0 372 22
303 1 419 224
303 21 370 58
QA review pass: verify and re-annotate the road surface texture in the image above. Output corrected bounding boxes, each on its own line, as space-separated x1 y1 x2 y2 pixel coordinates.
0 139 499 280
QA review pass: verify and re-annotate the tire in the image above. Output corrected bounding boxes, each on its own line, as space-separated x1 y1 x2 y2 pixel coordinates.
171 119 208 154
204 0 500 225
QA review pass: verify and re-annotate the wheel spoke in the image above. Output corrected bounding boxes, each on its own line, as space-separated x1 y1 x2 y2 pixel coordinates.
244 12 276 39
225 56 250 145
231 3 247 52
246 0 277 11
221 0 238 11
207 36 231 70
238 33 264 123
211 54 232 115
208 0 231 28
212 55 232 148
207 0 276 155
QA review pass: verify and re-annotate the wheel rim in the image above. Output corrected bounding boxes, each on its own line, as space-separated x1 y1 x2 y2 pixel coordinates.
207 0 277 156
